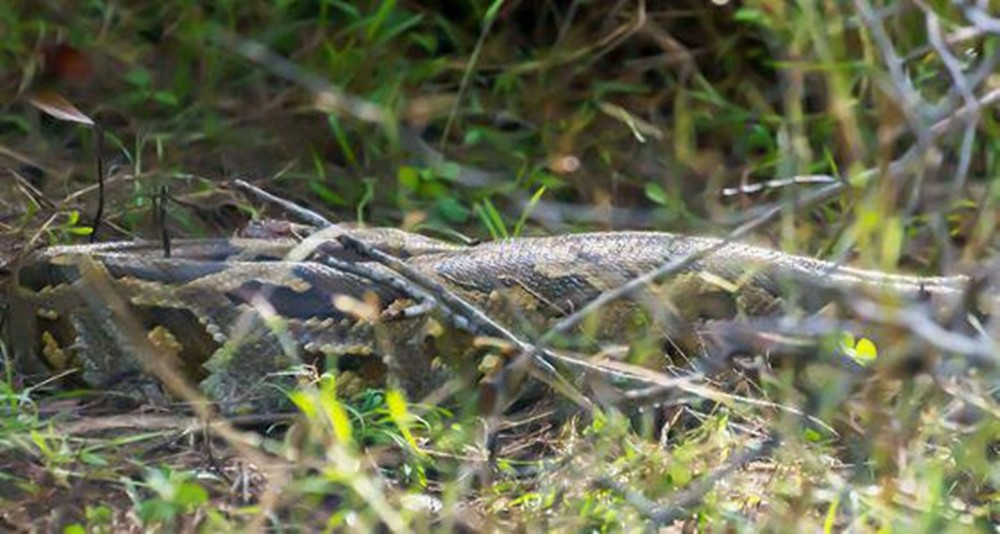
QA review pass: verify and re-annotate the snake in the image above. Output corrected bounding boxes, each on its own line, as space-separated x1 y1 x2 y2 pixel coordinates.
1 224 987 413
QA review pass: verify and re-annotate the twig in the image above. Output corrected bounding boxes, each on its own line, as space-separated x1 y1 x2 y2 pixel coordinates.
729 85 1000 227
720 174 839 197
155 185 171 258
337 235 521 342
230 179 333 228
9 169 56 209
932 368 1000 422
593 434 778 527
920 3 979 195
929 86 1000 137
648 434 779 524
854 0 930 132
55 411 297 435
89 126 105 242
850 299 998 366
725 10 1000 225
963 4 1000 34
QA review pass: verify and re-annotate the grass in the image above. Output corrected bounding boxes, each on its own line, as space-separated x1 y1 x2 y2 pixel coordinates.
2 0 1000 530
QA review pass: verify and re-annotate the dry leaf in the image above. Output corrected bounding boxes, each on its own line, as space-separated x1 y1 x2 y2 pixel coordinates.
27 89 95 126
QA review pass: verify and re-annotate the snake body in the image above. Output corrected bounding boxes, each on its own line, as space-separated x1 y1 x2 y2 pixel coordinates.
1 227 982 412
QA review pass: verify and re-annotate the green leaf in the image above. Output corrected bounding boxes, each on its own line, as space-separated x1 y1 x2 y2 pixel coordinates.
463 128 484 145
152 91 179 107
840 331 855 349
65 226 94 236
366 0 397 42
484 0 505 22
436 161 461 181
356 178 375 223
30 430 52 457
747 123 773 150
173 482 208 507
644 182 670 206
125 68 151 88
475 198 508 239
328 1 360 18
733 8 768 25
374 13 424 46
398 166 421 191
434 197 471 223
79 451 108 466
513 185 546 237
137 499 175 523
327 115 357 166
410 32 438 53
667 460 692 486
308 180 348 207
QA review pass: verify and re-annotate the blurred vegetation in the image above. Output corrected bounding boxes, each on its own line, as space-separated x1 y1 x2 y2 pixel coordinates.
2 0 1000 531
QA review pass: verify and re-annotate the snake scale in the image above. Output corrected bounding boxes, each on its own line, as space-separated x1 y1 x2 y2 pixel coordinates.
1 225 986 413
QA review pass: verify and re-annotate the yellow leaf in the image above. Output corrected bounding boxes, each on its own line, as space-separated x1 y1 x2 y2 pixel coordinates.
319 375 354 444
840 331 878 366
855 337 878 361
386 390 425 457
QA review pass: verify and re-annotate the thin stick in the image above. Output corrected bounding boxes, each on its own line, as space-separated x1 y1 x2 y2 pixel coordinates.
89 126 104 242
592 435 778 525
230 179 333 228
651 434 778 524
157 185 171 258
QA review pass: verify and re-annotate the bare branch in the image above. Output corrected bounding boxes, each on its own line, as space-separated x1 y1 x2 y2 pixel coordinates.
230 179 334 228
